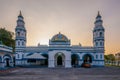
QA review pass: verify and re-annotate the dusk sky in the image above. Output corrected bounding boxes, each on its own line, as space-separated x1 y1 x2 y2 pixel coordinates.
0 0 120 54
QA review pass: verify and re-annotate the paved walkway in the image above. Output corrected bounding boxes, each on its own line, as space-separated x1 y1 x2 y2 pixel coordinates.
0 67 120 80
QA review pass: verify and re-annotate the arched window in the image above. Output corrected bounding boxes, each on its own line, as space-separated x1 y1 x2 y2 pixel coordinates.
18 41 20 46
17 54 19 58
99 32 102 37
96 42 98 46
17 32 20 36
22 42 24 46
100 54 102 59
100 42 102 46
83 54 92 63
96 55 98 59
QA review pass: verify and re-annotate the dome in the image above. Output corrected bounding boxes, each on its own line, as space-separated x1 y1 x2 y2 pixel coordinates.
51 32 69 42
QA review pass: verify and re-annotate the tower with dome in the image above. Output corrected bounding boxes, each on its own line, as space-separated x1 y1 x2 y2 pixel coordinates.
15 11 105 68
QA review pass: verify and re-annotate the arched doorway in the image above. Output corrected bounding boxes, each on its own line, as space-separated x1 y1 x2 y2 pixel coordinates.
6 58 10 67
71 54 79 67
83 54 92 63
55 53 65 67
13 57 15 66
3 54 12 67
57 55 62 65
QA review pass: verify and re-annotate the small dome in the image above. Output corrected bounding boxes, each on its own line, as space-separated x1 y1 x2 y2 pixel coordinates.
51 32 69 42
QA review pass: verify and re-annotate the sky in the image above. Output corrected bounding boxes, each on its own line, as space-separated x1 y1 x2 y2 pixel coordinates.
0 0 120 54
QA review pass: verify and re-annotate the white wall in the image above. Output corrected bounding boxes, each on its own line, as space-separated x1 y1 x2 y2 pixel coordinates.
48 50 72 68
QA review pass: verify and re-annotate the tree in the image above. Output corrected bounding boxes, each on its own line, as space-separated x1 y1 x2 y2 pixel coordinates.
104 54 115 61
0 28 15 52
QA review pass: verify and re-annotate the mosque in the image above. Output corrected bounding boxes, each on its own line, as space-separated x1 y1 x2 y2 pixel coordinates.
15 11 105 68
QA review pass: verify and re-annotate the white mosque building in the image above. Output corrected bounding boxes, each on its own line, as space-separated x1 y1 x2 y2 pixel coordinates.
15 11 105 68
0 42 14 68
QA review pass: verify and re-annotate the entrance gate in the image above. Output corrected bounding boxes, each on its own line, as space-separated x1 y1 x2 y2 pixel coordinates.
55 53 65 67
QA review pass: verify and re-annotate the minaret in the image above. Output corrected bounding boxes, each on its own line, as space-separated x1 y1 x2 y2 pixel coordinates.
93 11 105 50
15 11 26 53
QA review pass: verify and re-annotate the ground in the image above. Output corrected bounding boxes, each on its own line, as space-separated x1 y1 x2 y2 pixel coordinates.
0 67 120 80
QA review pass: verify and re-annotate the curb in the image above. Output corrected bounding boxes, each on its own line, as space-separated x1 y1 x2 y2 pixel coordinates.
0 67 20 73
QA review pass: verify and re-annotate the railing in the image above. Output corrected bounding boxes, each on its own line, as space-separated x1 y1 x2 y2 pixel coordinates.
105 60 120 66
0 44 13 52
0 44 12 50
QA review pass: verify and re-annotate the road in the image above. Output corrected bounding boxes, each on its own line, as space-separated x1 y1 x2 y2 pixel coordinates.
0 66 120 80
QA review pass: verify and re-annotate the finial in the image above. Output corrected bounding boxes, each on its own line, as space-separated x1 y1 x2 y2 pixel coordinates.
98 11 100 15
38 43 40 46
97 11 101 17
59 32 61 34
96 11 101 19
19 10 22 16
98 11 100 16
79 43 82 46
